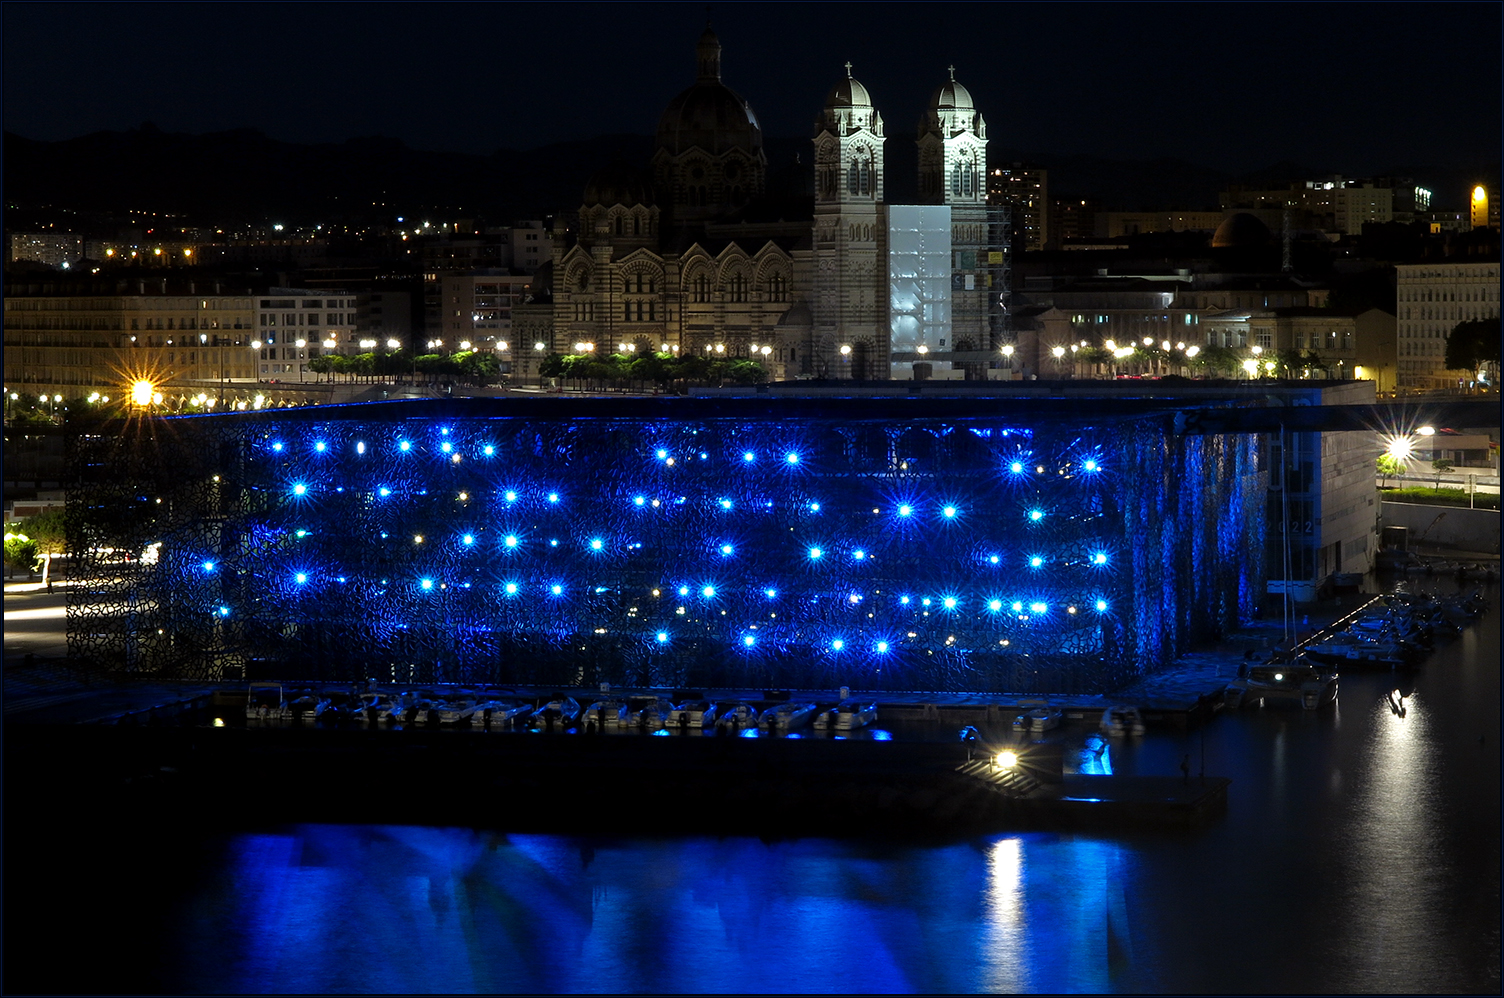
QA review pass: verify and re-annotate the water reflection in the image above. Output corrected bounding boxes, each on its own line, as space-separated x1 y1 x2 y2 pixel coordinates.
138 581 1495 994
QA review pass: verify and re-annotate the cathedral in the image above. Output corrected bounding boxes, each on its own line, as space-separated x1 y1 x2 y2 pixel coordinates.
534 27 1005 381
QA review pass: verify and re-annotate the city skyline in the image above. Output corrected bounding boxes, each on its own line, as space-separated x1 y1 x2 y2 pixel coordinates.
4 2 1500 178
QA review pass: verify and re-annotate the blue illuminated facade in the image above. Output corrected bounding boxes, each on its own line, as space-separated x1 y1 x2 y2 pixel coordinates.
71 397 1264 692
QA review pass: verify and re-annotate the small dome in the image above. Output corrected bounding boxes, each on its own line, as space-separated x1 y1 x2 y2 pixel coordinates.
825 63 872 108
930 68 974 111
525 260 554 303
583 163 654 207
1212 212 1272 249
777 301 813 327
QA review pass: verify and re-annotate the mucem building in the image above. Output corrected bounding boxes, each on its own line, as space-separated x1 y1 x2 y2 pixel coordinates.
67 395 1264 694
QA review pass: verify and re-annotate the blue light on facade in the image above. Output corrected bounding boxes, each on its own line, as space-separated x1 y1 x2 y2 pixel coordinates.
121 399 1261 694
295 573 308 584
420 578 433 590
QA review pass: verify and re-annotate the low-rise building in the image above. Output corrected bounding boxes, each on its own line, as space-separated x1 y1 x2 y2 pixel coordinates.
4 280 258 397
1395 259 1500 390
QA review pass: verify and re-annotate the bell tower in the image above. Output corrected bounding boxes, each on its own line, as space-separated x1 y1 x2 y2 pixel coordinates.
812 63 886 379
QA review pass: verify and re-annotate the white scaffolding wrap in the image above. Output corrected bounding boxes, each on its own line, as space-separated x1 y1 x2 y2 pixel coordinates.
887 205 952 360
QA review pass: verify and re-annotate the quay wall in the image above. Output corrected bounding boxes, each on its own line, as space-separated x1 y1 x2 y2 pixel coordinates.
1381 501 1500 552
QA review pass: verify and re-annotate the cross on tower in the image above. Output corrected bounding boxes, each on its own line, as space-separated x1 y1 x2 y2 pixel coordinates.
845 61 853 78
948 64 956 80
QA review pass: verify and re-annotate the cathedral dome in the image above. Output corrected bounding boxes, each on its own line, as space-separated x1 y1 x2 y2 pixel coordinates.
825 64 872 108
1212 212 1272 249
655 28 764 158
929 69 975 111
582 163 655 207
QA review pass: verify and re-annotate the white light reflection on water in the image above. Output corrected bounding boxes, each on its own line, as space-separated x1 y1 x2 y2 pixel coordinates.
1331 688 1452 992
979 835 1120 994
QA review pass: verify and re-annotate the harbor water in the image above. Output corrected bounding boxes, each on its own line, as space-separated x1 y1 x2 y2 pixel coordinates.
10 579 1498 994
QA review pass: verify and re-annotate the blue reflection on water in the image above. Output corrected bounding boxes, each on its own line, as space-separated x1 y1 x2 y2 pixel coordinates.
172 827 1140 994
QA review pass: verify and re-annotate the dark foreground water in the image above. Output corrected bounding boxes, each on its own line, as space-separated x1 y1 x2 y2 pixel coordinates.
10 580 1498 994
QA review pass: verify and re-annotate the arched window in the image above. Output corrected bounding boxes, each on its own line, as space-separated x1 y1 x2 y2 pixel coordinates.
953 164 963 196
849 161 861 196
859 161 871 196
633 216 641 236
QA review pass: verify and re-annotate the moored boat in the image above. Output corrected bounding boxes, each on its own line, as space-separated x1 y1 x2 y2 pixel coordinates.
758 701 818 732
715 702 759 731
814 700 878 730
1099 704 1145 737
1224 664 1338 710
666 700 718 730
532 696 581 730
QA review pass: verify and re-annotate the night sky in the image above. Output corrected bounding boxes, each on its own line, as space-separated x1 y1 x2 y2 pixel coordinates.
4 2 1500 176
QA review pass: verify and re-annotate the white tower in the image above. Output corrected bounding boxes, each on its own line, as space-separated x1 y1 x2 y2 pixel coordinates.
917 66 987 207
812 63 886 379
917 67 990 372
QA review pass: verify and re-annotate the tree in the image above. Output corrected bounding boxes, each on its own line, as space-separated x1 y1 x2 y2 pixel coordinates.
4 531 38 578
307 355 333 382
1376 453 1405 487
19 508 67 587
1445 317 1501 373
1432 458 1454 488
